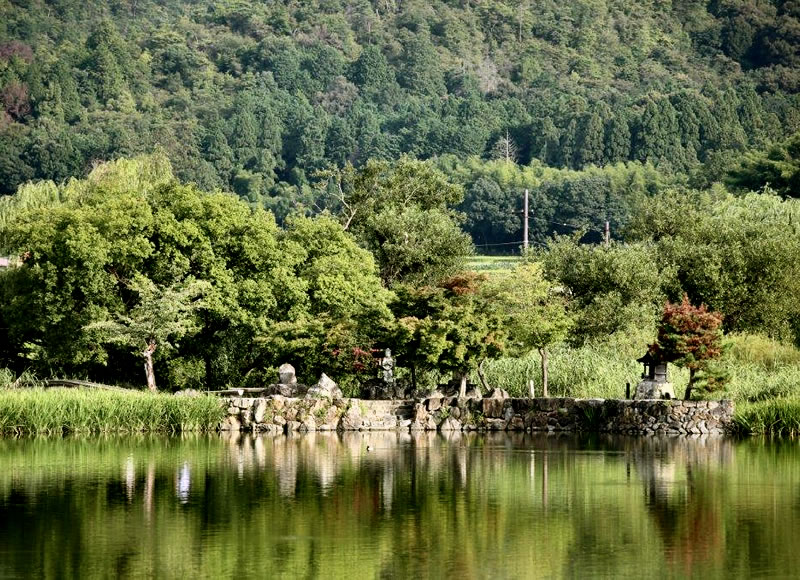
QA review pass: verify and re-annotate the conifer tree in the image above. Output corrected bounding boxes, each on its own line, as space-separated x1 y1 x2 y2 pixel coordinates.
604 113 631 163
576 111 605 167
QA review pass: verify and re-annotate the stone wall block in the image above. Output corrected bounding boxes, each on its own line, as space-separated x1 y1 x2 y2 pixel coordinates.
253 400 269 424
486 418 507 431
482 398 505 418
427 397 442 412
440 417 462 431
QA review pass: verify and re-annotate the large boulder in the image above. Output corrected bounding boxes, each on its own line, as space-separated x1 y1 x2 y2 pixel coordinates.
440 416 462 431
253 399 269 424
306 373 343 399
266 383 306 398
340 403 364 430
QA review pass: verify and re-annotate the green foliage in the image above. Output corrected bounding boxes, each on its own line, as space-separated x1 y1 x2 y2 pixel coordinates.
489 261 570 352
318 157 471 286
476 343 644 400
726 132 800 197
84 276 208 390
390 273 504 391
486 261 571 394
542 238 666 344
727 333 800 370
0 0 796 221
259 214 394 389
732 400 800 436
0 155 392 390
626 187 800 340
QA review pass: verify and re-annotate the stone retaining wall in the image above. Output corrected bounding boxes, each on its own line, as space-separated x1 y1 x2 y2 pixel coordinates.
221 395 734 435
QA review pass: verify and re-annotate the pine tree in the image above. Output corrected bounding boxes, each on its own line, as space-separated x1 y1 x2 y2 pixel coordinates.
229 106 259 169
633 98 663 162
559 119 577 168
202 118 234 182
533 117 561 166
93 45 123 103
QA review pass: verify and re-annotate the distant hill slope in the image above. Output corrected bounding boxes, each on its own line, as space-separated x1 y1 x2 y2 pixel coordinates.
1 0 798 211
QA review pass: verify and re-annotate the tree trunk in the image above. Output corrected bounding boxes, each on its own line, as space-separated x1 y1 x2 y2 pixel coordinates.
410 364 417 392
684 368 696 400
458 373 468 398
143 340 157 393
476 359 489 394
539 347 549 398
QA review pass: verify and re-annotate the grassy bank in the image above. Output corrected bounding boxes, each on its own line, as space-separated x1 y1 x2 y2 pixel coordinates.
0 388 224 434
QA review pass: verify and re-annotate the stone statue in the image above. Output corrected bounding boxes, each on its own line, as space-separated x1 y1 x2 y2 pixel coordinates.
381 348 395 385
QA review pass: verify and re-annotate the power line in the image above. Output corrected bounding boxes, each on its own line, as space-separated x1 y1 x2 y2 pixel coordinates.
546 220 605 234
472 239 548 248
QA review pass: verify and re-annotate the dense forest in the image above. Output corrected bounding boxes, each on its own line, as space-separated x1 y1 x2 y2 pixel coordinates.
2 0 800 246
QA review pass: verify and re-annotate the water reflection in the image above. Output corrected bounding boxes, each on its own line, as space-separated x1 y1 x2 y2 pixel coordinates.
629 437 733 577
0 433 796 578
176 462 191 504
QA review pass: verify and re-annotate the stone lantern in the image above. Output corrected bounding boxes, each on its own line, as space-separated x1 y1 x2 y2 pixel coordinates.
634 351 675 400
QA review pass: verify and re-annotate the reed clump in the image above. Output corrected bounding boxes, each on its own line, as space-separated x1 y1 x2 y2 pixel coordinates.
731 399 800 436
0 388 224 434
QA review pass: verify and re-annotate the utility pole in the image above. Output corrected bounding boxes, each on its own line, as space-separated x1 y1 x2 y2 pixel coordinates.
604 220 610 246
523 189 529 252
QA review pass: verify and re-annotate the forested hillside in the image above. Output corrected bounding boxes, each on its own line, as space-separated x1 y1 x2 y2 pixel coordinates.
1 0 799 242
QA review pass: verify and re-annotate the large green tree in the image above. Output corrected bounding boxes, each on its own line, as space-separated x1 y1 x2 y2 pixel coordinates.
391 273 505 397
317 157 472 286
85 276 207 391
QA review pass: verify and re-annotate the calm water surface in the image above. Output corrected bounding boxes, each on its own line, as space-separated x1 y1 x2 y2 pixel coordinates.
0 432 798 579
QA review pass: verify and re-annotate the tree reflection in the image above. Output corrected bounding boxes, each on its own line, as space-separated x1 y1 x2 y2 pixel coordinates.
0 433 795 578
633 437 732 577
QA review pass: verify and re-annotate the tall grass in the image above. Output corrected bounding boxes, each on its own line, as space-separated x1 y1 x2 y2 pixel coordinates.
727 333 800 369
0 388 224 434
476 343 689 399
731 400 800 436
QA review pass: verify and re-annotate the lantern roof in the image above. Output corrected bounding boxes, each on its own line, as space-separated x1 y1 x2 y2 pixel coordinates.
637 351 658 364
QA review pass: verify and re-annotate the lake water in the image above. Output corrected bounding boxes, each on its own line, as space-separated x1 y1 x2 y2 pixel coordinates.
0 432 798 579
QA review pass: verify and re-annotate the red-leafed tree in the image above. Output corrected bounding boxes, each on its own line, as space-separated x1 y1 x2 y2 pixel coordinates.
1 82 31 121
652 294 726 400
